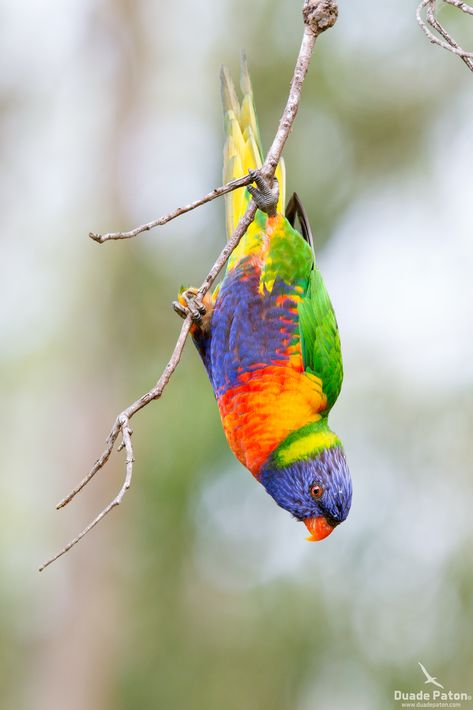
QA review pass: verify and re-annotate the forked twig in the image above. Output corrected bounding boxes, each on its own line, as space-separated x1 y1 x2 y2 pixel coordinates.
39 416 135 570
40 0 339 571
417 0 473 72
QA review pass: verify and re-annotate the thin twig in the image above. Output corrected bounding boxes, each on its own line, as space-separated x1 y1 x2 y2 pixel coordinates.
40 0 338 571
417 0 473 72
445 0 473 16
89 173 255 244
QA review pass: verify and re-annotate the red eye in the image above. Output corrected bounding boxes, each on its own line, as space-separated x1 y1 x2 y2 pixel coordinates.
310 484 324 500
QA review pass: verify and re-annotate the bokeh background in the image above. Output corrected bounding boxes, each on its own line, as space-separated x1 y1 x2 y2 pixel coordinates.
2 1 472 708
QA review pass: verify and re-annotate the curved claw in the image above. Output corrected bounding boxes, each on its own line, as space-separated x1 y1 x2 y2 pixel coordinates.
173 288 207 325
183 291 206 315
247 170 279 217
172 301 188 320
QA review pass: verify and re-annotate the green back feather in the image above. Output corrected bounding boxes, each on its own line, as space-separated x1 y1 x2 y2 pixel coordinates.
298 268 344 412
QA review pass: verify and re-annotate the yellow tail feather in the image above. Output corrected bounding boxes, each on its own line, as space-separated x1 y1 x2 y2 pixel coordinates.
220 55 286 239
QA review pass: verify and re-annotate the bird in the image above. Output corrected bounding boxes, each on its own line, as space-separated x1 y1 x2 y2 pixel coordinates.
173 56 352 541
418 663 444 689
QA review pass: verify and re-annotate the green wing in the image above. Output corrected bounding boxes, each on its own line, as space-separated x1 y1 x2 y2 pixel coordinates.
298 268 343 413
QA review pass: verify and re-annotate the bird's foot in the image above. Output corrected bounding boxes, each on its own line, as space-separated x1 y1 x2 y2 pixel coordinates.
172 287 206 325
247 170 279 217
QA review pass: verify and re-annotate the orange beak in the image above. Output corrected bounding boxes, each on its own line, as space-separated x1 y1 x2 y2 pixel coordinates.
304 516 336 542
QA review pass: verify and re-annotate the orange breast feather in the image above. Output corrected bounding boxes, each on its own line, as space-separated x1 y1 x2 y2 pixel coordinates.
218 366 327 477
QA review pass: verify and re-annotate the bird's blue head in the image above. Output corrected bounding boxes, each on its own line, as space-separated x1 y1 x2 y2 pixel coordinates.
260 445 352 540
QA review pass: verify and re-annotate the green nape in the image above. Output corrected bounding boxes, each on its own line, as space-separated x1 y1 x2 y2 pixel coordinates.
271 418 341 468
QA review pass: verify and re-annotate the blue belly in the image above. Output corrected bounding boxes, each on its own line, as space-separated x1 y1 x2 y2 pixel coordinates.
193 261 304 399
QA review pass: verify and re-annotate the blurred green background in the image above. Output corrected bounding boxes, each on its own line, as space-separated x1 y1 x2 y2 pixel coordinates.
2 1 472 708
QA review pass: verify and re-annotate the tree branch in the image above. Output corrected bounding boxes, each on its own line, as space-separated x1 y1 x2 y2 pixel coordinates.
89 173 255 244
40 0 339 572
417 0 473 72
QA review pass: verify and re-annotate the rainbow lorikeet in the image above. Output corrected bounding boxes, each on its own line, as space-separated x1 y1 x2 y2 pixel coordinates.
175 58 352 541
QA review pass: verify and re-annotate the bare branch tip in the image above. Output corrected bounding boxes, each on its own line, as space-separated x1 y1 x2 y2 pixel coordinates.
56 492 75 509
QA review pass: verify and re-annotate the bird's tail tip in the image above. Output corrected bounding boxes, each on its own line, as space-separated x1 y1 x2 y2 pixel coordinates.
220 54 285 238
